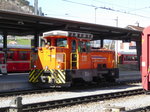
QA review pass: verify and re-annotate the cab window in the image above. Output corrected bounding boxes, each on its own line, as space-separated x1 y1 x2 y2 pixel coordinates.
41 39 51 47
86 42 91 52
78 41 90 52
72 40 76 52
56 38 67 47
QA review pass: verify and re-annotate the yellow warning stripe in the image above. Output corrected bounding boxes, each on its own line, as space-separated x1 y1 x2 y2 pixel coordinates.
49 69 64 84
49 69 56 83
51 69 61 83
57 70 65 83
29 70 37 82
52 70 60 83
29 69 38 82
32 70 44 82
54 70 63 83
58 70 65 80
29 69 43 82
29 69 35 79
29 69 66 84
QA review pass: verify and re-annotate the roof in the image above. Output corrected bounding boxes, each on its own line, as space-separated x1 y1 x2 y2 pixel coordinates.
126 25 144 32
0 10 141 41
43 30 93 40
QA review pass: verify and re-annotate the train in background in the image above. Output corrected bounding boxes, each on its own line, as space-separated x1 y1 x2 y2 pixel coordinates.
0 44 31 73
118 52 138 65
29 30 119 87
141 26 150 92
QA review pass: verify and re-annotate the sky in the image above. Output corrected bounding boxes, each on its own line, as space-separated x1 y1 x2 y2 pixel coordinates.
28 0 150 28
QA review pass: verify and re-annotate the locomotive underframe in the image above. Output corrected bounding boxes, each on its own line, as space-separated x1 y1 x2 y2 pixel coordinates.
29 68 119 87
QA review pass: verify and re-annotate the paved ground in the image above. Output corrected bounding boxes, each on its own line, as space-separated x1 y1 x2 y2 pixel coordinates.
118 70 141 81
0 70 141 92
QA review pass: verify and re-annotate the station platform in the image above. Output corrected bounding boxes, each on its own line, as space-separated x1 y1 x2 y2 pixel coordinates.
0 71 141 92
0 73 33 92
118 70 141 81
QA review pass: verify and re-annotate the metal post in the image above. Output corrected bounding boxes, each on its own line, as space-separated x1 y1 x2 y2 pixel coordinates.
94 7 98 24
114 17 119 68
31 31 39 69
34 0 38 15
100 39 103 48
114 17 118 27
115 40 118 67
2 31 7 75
8 97 22 112
31 31 39 50
34 31 39 48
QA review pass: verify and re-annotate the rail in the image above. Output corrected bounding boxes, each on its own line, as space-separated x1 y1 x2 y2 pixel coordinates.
0 88 144 112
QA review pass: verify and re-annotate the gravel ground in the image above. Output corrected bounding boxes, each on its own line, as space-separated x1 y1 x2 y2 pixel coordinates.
0 84 141 108
40 94 150 112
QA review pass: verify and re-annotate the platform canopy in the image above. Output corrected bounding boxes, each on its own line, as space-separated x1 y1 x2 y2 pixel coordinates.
0 10 141 41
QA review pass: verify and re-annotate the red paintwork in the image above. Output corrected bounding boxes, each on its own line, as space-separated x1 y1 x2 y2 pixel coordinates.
142 26 150 90
118 53 138 65
0 48 31 72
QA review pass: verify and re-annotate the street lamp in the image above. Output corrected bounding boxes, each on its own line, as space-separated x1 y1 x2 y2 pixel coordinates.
114 16 118 27
34 0 38 15
95 7 98 24
114 17 119 67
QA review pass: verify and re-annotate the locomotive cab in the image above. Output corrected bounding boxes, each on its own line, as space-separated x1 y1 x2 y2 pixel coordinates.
29 30 119 87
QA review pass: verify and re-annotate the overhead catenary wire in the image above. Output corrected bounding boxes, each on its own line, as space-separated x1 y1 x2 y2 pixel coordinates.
62 0 150 19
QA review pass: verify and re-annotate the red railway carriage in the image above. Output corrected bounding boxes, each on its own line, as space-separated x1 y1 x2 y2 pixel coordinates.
118 52 137 65
141 26 150 91
0 44 31 73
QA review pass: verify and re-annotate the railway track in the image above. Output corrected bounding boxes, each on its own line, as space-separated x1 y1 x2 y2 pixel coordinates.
126 106 150 112
0 88 144 112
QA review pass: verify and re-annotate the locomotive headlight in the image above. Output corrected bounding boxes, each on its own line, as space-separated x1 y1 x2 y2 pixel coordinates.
34 65 36 68
57 65 60 68
45 66 49 70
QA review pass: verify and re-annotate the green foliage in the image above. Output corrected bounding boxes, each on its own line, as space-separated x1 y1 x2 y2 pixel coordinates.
16 39 31 45
8 39 31 45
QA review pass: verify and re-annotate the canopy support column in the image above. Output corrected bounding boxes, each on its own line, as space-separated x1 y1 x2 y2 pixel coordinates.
2 31 8 75
31 31 40 69
136 40 141 71
100 39 104 48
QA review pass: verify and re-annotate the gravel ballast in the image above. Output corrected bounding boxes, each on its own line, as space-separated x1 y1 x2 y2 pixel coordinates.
40 94 150 112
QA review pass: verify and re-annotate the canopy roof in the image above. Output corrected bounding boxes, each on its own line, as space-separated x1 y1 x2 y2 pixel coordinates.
0 10 141 41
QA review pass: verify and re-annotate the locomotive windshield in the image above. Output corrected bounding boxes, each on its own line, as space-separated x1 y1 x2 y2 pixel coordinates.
41 38 51 47
56 38 67 47
41 38 67 47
